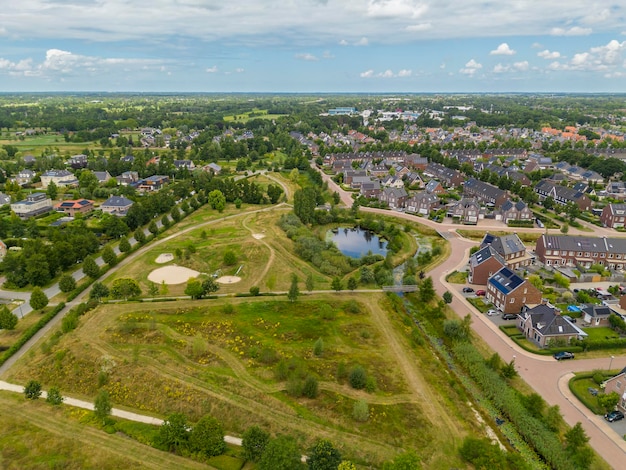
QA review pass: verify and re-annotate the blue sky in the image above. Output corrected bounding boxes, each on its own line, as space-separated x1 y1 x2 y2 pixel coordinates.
0 0 625 93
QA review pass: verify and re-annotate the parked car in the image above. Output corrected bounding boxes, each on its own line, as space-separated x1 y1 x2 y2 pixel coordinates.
562 315 576 324
462 287 474 293
553 351 575 361
502 313 518 320
475 290 486 296
535 218 544 228
487 309 499 316
605 410 625 422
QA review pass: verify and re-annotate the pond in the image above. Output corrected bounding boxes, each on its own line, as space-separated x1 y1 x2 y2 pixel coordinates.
327 227 388 259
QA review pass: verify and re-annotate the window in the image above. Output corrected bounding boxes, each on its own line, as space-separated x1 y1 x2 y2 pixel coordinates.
546 260 551 265
585 252 590 257
546 250 552 255
524 288 527 294
510 298 515 303
601 253 606 258
578 252 583 256
617 381 622 390
618 254 623 260
569 251 575 256
609 253 614 258
561 251 567 256
593 252 598 258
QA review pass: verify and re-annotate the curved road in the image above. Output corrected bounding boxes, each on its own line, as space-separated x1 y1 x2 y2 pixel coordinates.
318 164 626 467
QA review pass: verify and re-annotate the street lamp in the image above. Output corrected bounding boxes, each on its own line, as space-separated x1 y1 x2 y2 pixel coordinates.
609 355 615 372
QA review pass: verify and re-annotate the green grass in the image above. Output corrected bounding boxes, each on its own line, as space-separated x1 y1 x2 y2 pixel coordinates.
582 327 620 341
208 454 246 470
445 271 467 284
467 297 489 313
569 374 608 415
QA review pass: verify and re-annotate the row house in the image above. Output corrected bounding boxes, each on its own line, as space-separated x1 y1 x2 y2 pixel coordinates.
463 178 508 208
405 154 429 170
535 234 626 270
499 200 533 224
483 148 528 160
380 175 405 189
481 233 532 269
360 180 381 198
40 169 78 189
424 163 464 188
54 198 94 217
406 193 440 215
469 245 506 285
447 198 480 225
10 193 53 219
350 176 374 189
601 204 626 228
379 187 408 209
425 179 445 194
554 162 604 184
534 180 592 211
486 267 542 314
482 164 531 186
403 172 423 188
518 304 581 348
343 170 367 185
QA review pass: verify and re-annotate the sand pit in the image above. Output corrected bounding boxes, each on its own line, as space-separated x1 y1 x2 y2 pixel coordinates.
148 266 200 284
155 253 174 264
252 233 266 240
216 276 242 284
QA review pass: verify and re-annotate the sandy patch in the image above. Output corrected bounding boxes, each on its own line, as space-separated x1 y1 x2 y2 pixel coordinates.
155 253 174 264
252 233 266 240
216 276 242 284
148 266 200 284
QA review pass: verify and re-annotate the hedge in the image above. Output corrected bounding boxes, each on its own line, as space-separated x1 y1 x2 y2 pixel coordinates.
507 220 534 228
0 302 66 367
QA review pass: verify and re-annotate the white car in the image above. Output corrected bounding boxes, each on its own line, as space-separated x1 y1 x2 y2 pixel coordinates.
487 309 499 316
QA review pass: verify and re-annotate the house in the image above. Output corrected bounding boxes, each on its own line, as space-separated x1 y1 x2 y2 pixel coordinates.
424 163 465 188
360 180 381 198
535 234 626 270
424 179 445 194
0 192 11 206
380 175 405 189
69 154 88 169
603 367 626 413
406 193 439 215
463 178 508 208
447 198 480 225
40 169 78 189
137 175 169 192
23 155 37 166
10 193 53 219
14 169 36 186
518 304 582 348
468 246 506 285
116 171 139 186
101 195 134 216
486 267 542 313
379 187 408 209
54 198 94 217
534 180 592 211
174 159 195 170
499 200 533 224
581 304 613 327
480 233 532 269
343 170 367 185
203 162 222 174
93 171 112 184
601 204 626 229
405 154 429 170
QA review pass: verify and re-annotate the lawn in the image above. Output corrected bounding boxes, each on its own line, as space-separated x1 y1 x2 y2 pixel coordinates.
582 327 621 341
445 270 468 284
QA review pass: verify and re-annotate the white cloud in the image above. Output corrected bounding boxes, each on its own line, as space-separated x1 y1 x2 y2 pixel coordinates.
493 63 509 73
340 37 369 46
367 0 428 19
359 68 413 78
513 61 529 71
548 40 626 72
379 69 395 78
235 68 244 73
459 59 482 76
490 43 515 55
551 26 592 36
538 49 561 59
206 65 218 73
406 23 431 32
295 53 318 61
360 69 374 78
397 69 412 77
322 51 334 59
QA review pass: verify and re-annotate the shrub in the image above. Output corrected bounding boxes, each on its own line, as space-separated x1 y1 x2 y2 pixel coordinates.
313 338 324 357
189 415 226 457
349 366 367 390
24 380 42 400
46 386 63 405
352 400 369 422
302 375 319 398
59 274 77 293
242 426 269 463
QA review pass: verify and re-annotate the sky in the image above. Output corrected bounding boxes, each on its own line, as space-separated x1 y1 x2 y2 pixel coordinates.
0 0 625 93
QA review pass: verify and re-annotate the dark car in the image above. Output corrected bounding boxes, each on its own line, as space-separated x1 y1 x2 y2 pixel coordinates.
502 313 518 320
605 410 625 422
475 289 486 296
553 351 575 361
462 287 474 293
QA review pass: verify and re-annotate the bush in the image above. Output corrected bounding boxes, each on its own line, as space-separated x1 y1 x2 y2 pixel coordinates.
46 386 63 405
189 415 226 457
302 375 319 398
24 380 42 400
349 366 367 390
242 426 269 463
59 274 77 293
352 400 369 422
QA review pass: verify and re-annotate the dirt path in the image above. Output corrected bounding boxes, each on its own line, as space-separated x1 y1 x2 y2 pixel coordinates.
241 214 276 287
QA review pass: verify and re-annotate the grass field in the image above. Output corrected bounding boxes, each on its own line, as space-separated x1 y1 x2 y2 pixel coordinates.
222 109 288 123
0 133 97 155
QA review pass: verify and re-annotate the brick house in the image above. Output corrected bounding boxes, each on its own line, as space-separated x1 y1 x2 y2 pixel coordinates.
447 198 480 225
468 246 506 285
463 178 509 208
517 304 582 348
406 193 440 215
424 163 464 188
425 179 445 194
603 367 626 413
480 233 532 269
581 304 613 327
601 204 626 228
360 180 381 198
534 180 592 211
379 187 408 209
499 200 533 224
486 267 542 314
535 234 626 270
54 198 94 217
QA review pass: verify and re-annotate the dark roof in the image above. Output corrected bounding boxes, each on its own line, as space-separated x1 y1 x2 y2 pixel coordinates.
488 267 525 295
540 234 626 254
469 246 505 269
487 233 526 257
582 304 612 318
102 196 133 207
525 305 579 336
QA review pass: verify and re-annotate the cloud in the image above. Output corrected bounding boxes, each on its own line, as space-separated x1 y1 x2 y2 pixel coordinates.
379 69 394 78
295 53 318 61
206 65 218 73
551 26 592 36
490 43 515 55
459 59 482 76
548 39 626 72
513 61 529 71
397 69 412 77
360 69 374 78
339 37 369 46
406 23 431 32
538 49 561 59
359 68 413 78
367 0 428 19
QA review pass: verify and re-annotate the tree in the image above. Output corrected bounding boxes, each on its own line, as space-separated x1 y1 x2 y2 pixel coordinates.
242 425 270 463
560 222 569 234
202 278 219 295
288 274 299 302
189 415 226 457
598 392 620 413
258 435 302 470
94 389 112 423
119 236 131 253
349 365 367 389
267 184 284 204
293 187 317 225
46 386 63 405
90 282 110 300
443 291 453 304
59 274 77 293
170 206 181 222
110 278 141 299
313 338 324 357
0 306 18 330
30 287 49 310
308 439 342 470
83 255 100 279
46 181 58 200
419 277 435 303
185 278 205 299
102 246 118 267
148 220 159 236
134 227 146 244
223 250 237 266
382 451 421 470
564 422 590 453
23 380 42 400
302 375 319 399
208 189 226 212
352 399 369 422
338 462 357 470
148 281 159 297
305 273 314 292
347 277 357 291
331 277 343 292
158 413 189 453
